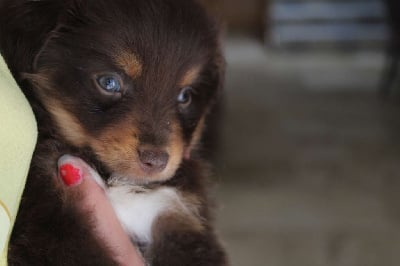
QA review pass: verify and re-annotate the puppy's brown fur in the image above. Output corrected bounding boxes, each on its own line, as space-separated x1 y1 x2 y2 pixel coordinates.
0 0 227 265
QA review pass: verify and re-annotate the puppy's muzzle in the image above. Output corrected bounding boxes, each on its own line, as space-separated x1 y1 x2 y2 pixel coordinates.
138 147 169 174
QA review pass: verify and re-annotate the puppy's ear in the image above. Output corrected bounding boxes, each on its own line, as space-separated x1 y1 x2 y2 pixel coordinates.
0 0 62 76
32 23 62 72
32 0 93 71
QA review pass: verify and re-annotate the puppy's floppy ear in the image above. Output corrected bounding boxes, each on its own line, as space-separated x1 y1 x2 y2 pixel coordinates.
32 0 93 71
32 24 62 72
0 0 63 76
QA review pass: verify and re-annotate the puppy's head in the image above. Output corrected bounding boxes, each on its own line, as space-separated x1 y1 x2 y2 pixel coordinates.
28 0 224 184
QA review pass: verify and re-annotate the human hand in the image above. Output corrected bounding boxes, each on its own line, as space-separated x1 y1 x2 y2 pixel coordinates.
58 155 144 266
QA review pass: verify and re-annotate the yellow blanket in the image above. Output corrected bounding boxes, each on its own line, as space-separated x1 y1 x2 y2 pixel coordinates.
0 55 37 265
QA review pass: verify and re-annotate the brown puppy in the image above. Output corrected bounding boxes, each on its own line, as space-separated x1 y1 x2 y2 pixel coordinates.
0 0 227 265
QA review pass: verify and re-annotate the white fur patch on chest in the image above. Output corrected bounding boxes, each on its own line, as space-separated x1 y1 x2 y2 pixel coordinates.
90 171 200 245
105 184 185 244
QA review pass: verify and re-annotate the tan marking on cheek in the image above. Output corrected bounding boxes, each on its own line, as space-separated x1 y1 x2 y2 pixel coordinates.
44 100 88 147
179 66 202 87
185 116 206 159
164 121 185 178
25 70 90 147
90 124 140 174
114 52 142 79
89 119 185 184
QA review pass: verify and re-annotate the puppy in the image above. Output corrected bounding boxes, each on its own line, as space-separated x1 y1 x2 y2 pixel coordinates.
0 0 227 265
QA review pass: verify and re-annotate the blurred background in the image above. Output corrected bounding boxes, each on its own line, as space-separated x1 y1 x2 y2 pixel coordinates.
199 0 400 265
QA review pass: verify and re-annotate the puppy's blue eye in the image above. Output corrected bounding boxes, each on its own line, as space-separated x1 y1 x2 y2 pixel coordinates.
97 75 122 93
177 87 193 108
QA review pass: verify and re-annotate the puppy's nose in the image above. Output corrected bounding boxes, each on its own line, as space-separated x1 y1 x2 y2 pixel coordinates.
138 148 169 174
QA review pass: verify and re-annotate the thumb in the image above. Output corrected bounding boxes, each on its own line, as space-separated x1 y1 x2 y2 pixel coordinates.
58 154 106 189
57 155 145 265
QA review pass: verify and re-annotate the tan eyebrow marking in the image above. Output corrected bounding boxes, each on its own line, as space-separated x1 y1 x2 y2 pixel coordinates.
179 66 202 87
114 52 143 79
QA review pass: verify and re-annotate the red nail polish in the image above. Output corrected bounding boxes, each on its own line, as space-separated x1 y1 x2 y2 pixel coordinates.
59 164 82 186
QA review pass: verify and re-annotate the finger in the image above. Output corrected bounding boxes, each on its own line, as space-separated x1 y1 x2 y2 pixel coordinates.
57 155 145 265
58 154 106 189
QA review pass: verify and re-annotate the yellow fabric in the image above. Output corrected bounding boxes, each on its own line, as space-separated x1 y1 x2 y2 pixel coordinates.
0 55 37 265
